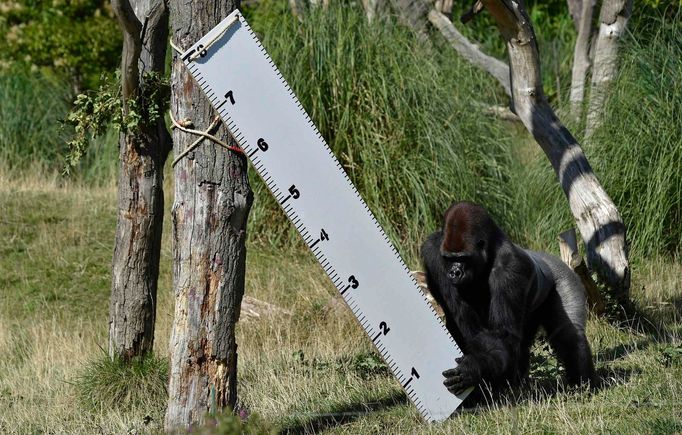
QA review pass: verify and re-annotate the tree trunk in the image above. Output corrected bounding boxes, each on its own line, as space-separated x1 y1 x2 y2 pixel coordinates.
566 0 583 30
108 0 171 361
165 0 253 430
568 0 594 120
428 9 511 96
585 0 632 139
477 0 630 302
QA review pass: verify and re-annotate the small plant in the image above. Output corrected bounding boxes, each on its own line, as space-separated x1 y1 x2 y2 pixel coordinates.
529 341 563 381
659 344 682 367
74 350 168 413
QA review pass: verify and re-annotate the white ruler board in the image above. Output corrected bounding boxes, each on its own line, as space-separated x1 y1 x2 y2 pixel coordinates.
180 10 469 422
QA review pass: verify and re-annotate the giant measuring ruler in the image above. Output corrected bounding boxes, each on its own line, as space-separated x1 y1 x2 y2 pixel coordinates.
180 10 469 422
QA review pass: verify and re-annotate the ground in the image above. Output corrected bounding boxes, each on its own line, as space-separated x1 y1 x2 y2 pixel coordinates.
0 172 681 434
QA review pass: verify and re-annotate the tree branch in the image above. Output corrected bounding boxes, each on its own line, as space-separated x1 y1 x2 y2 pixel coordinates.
428 9 511 96
111 0 143 106
569 0 594 120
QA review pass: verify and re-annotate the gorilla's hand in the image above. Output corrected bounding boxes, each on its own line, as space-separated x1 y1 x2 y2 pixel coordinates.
442 356 479 395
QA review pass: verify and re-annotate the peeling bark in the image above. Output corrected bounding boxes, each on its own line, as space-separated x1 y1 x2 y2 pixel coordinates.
569 0 594 120
585 0 632 139
477 0 630 302
428 9 510 96
108 0 171 361
165 0 253 430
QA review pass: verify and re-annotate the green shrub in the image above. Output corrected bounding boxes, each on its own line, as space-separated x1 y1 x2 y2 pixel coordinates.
0 0 121 91
247 3 517 260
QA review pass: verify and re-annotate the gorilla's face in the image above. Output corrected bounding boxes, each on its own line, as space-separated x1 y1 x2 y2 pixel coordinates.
442 253 480 286
440 201 493 287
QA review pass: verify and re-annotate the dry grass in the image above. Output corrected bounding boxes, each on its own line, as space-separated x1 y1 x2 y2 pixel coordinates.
1 173 681 434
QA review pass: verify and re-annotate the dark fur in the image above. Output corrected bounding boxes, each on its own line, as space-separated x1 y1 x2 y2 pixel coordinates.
421 201 596 396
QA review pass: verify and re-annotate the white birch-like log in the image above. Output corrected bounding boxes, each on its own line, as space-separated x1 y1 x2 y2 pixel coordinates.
108 0 171 361
428 9 511 96
585 0 632 139
569 0 594 120
478 0 630 302
165 0 253 429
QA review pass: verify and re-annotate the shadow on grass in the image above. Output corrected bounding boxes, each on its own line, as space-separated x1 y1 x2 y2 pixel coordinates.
280 390 407 434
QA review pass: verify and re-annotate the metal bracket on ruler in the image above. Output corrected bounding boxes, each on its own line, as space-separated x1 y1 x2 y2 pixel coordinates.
177 9 470 422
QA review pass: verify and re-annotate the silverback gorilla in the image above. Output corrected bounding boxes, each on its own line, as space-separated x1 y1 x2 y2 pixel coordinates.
421 201 597 396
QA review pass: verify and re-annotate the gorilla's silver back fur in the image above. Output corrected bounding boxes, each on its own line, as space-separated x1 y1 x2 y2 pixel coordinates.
526 250 587 329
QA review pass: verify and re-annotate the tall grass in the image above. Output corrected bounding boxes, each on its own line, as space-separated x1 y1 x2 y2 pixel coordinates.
247 3 517 259
0 70 71 167
0 69 118 183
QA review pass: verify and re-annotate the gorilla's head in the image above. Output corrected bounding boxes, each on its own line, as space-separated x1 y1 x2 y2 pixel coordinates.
439 201 500 286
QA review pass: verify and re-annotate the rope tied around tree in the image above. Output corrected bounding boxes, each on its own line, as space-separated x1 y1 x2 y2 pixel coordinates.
169 37 244 167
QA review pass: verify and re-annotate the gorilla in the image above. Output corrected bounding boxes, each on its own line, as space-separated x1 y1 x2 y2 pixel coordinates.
421 201 597 396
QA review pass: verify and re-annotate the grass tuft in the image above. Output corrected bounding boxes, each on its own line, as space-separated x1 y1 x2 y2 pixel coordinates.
74 351 168 413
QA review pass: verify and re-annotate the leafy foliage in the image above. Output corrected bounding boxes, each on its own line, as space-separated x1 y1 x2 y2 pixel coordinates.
0 0 121 90
63 71 170 171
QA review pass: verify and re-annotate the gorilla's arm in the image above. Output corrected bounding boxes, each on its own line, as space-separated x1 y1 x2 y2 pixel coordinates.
444 246 533 394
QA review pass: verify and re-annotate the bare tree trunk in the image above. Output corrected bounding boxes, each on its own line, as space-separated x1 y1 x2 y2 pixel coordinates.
165 0 253 430
428 9 511 96
585 0 632 138
108 0 171 361
476 0 630 302
569 0 594 120
567 0 583 30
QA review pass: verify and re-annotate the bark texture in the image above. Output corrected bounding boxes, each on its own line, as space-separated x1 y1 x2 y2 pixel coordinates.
165 0 253 430
569 0 594 119
478 0 630 302
108 0 171 361
428 9 510 96
585 0 632 138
